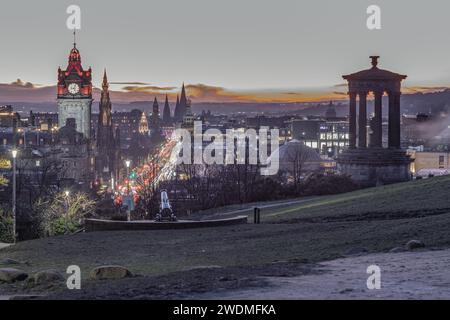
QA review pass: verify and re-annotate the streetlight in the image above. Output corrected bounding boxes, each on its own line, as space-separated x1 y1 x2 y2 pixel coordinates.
125 160 131 194
11 149 17 243
64 190 70 234
36 128 40 146
124 160 131 222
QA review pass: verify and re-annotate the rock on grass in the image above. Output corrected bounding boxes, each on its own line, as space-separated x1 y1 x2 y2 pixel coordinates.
0 268 28 283
89 265 133 280
405 240 425 250
33 270 65 285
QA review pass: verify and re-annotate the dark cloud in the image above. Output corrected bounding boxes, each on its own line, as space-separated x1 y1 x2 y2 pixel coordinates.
110 82 151 85
9 78 36 88
332 91 348 96
283 92 303 95
121 85 177 92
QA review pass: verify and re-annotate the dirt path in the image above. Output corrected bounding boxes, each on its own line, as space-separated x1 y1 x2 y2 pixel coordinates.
189 249 450 299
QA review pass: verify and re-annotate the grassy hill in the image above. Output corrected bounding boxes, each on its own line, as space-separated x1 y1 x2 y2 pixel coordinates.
262 175 450 222
1 176 450 298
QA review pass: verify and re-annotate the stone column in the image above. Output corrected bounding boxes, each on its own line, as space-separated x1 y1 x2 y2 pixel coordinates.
373 90 383 148
388 91 401 148
358 91 367 148
349 92 357 148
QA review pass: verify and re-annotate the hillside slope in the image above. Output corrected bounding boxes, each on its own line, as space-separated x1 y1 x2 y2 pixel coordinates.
1 176 450 298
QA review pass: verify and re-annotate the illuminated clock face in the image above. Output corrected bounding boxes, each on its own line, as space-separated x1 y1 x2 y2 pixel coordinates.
68 83 80 95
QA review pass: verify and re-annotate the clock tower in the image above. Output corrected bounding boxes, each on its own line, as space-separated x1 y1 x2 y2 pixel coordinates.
57 36 93 139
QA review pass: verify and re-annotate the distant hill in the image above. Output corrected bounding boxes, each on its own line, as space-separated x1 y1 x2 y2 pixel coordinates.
3 89 450 116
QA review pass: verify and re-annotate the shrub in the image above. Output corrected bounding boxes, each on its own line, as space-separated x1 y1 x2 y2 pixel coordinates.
34 191 95 237
301 173 360 196
0 214 14 243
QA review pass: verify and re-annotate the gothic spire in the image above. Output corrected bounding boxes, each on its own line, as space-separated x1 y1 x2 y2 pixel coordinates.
163 94 171 123
180 82 187 106
178 83 188 121
174 94 180 121
102 68 109 90
98 68 113 147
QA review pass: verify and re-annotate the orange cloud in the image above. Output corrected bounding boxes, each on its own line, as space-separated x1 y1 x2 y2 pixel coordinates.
1 79 450 104
121 85 177 92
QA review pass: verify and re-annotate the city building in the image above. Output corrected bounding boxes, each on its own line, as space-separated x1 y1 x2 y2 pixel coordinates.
57 37 93 139
291 119 349 156
139 111 149 135
408 150 450 176
112 109 143 148
0 105 20 128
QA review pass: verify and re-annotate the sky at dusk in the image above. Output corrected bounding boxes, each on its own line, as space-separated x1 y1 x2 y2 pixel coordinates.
1 0 450 103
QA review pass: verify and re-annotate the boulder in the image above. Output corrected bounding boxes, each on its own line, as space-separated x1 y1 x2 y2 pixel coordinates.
32 270 65 285
405 240 425 250
0 268 28 283
89 265 132 280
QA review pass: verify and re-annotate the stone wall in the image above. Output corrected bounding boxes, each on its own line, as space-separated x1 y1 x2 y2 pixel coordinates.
85 216 248 232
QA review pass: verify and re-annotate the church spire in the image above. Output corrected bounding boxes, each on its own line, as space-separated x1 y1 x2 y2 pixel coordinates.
177 83 188 122
163 94 171 124
174 94 180 122
97 68 114 147
153 97 159 116
102 68 109 90
180 83 187 106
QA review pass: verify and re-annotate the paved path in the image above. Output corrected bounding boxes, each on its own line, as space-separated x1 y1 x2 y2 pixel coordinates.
199 197 316 220
0 243 11 250
191 249 450 300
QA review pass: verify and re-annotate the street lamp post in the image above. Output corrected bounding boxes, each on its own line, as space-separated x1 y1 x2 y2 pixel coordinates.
125 160 131 195
11 149 17 243
64 190 70 234
125 160 131 222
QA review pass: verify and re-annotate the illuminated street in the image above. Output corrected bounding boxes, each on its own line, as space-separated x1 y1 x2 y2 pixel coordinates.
116 137 179 198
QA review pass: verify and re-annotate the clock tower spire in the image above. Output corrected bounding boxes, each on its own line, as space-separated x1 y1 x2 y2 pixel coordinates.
57 33 93 139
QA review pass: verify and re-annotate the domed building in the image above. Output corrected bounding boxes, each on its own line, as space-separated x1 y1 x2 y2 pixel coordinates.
272 140 322 182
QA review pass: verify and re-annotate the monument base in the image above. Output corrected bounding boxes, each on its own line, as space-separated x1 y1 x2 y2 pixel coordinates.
337 148 412 187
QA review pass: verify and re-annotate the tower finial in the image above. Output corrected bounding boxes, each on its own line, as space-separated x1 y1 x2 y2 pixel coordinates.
370 55 379 68
102 68 108 89
73 30 77 48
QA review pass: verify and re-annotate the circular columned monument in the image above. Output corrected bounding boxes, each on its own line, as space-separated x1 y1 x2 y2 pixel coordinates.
337 56 412 186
